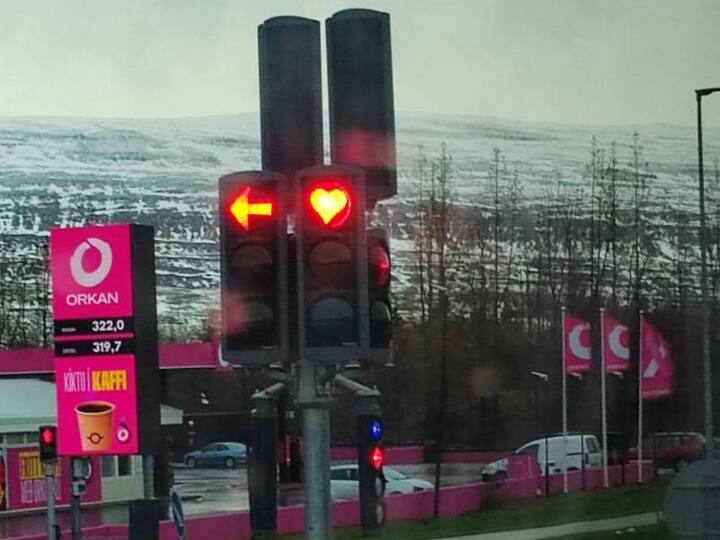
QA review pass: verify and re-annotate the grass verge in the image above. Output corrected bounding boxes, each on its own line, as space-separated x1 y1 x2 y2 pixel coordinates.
282 482 665 540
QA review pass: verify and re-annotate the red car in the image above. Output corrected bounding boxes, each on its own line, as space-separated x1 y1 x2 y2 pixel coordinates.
628 432 705 471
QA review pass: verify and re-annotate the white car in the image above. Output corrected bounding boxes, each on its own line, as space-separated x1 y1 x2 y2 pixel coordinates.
482 433 603 482
330 464 434 500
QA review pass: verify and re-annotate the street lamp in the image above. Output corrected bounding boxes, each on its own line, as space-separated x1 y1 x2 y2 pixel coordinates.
696 87 720 459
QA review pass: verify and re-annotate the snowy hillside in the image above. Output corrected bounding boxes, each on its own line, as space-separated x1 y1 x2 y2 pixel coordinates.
0 113 718 339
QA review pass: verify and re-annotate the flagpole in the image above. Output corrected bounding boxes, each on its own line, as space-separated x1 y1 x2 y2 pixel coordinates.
561 306 568 494
600 308 608 488
637 310 644 484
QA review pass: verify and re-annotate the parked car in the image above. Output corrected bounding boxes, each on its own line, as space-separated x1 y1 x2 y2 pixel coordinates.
628 432 704 471
481 433 602 482
330 464 434 500
184 442 248 468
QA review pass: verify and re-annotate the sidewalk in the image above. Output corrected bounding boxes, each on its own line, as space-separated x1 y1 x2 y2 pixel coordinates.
435 512 661 540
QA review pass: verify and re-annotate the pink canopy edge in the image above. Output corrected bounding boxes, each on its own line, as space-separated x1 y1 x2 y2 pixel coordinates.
0 341 218 375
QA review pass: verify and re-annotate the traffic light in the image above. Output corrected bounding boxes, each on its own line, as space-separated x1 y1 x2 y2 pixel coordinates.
219 171 289 366
366 228 393 364
295 165 369 363
358 414 385 534
39 426 57 463
326 9 396 205
258 16 323 202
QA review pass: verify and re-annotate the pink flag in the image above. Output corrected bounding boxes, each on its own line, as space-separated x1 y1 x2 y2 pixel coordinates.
602 314 630 372
564 312 592 374
641 319 674 400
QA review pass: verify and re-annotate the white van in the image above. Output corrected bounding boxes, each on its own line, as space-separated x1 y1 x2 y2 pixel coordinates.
482 433 602 482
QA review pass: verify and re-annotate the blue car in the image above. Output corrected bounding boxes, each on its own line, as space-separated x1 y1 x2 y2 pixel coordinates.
183 442 248 468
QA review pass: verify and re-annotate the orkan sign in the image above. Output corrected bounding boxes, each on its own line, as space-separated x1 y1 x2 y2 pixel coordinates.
51 227 134 320
51 224 160 457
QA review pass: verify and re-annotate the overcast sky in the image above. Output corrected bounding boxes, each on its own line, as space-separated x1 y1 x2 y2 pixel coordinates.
1 0 718 126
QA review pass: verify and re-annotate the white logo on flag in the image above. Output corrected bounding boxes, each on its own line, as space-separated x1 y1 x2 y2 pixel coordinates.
568 323 591 360
643 358 659 379
608 325 630 360
70 238 113 287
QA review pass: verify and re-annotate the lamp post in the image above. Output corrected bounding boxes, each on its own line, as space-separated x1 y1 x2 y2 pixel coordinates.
696 87 720 459
530 371 550 496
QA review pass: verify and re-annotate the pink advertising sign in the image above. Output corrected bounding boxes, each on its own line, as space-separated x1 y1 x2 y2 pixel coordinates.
56 355 139 455
51 223 160 457
51 224 134 321
5 447 100 511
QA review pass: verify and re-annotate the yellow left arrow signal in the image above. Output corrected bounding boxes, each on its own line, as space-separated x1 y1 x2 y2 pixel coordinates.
230 186 274 230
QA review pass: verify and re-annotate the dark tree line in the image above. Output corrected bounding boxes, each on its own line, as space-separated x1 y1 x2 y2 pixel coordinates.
377 137 720 450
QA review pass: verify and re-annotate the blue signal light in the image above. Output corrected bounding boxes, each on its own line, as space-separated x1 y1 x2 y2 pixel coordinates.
370 419 383 441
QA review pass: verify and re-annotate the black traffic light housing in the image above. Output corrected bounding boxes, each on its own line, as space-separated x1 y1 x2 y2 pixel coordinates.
366 228 393 365
358 413 385 535
259 16 323 205
39 425 58 463
295 165 369 364
326 9 396 205
219 171 289 366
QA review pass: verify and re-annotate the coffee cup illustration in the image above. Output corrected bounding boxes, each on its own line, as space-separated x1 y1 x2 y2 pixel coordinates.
76 401 115 452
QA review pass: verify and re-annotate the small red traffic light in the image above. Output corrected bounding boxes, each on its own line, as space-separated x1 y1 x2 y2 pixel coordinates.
230 186 274 231
41 428 55 445
307 180 352 228
369 446 384 470
39 426 57 462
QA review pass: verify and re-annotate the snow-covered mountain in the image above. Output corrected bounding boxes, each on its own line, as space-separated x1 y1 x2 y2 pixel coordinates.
1 113 718 339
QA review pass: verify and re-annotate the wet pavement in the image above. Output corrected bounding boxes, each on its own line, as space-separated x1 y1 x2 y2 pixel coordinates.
175 465 250 515
0 462 487 538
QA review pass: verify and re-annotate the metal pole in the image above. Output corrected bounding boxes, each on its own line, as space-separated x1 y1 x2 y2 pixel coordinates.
71 493 81 540
143 455 154 499
70 458 82 540
600 308 609 488
580 432 586 490
45 462 57 540
561 306 568 493
697 91 715 460
544 380 549 496
302 403 331 540
299 362 332 540
544 433 549 496
637 310 644 484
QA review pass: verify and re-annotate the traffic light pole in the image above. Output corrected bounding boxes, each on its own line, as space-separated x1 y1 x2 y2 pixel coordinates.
298 361 333 540
44 462 57 540
70 457 82 540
